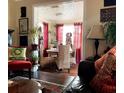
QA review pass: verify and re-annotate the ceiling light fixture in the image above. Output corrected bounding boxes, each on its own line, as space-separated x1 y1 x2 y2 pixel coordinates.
56 13 62 16
51 5 59 8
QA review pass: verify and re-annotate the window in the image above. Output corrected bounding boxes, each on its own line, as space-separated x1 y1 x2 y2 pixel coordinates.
62 25 74 45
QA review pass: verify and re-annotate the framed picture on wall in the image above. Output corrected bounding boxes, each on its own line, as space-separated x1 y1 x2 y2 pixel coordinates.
19 18 28 34
100 7 116 22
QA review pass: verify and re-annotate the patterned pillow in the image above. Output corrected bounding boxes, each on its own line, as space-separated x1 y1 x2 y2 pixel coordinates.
9 48 26 60
95 46 116 73
94 54 107 73
90 52 116 93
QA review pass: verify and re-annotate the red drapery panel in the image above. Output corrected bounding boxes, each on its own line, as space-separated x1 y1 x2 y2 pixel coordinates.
43 22 48 57
43 22 48 49
74 23 82 64
56 24 63 45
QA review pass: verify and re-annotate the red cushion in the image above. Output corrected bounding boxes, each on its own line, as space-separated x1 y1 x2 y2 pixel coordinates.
8 60 32 70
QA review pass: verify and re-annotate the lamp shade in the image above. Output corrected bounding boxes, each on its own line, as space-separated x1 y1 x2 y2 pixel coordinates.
87 25 105 40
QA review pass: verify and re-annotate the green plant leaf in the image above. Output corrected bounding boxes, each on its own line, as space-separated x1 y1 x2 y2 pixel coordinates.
104 22 116 46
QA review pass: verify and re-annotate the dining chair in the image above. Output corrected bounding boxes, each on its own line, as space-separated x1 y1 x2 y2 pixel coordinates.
70 48 76 65
56 44 70 73
40 48 56 68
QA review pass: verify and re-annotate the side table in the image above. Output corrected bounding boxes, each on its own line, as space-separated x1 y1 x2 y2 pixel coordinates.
8 80 18 93
8 79 43 93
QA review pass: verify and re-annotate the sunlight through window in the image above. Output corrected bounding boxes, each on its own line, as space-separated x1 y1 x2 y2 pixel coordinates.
63 25 74 45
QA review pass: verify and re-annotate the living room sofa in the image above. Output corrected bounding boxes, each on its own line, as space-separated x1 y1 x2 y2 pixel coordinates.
65 46 116 93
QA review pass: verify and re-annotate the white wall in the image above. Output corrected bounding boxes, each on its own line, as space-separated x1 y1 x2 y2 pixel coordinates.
83 0 105 59
8 0 18 45
83 0 116 59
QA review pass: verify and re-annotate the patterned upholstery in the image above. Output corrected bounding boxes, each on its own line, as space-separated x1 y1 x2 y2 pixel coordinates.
56 45 70 71
95 46 116 73
90 46 116 93
9 47 26 60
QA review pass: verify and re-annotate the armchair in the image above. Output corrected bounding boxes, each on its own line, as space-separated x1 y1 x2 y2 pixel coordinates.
40 48 56 69
8 47 32 79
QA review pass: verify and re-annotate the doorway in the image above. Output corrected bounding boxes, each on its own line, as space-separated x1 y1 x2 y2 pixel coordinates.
33 0 84 63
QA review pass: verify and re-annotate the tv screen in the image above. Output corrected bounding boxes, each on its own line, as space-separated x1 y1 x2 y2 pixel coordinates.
104 0 116 6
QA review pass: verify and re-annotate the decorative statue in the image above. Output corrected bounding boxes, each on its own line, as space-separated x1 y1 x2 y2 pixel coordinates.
66 32 72 47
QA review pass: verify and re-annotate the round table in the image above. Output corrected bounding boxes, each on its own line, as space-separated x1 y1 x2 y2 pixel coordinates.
8 79 43 93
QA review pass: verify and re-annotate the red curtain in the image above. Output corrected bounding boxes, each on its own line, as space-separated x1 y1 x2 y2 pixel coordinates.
43 22 49 57
56 24 63 45
74 23 82 64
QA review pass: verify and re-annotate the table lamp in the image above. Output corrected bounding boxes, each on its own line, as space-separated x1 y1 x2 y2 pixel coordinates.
87 25 105 59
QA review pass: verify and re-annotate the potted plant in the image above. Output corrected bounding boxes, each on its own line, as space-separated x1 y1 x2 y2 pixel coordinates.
30 27 39 44
30 27 39 64
104 21 116 48
31 54 39 65
30 53 39 72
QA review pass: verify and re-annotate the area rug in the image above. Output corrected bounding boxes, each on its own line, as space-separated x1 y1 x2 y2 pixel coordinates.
10 76 76 93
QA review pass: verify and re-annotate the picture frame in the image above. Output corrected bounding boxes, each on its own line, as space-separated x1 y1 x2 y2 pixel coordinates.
104 0 116 7
100 7 116 22
19 18 28 34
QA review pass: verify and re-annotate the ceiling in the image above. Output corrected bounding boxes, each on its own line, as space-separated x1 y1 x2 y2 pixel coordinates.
34 0 84 24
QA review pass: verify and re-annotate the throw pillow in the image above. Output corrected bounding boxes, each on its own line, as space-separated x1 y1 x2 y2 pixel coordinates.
9 48 26 60
90 52 116 93
94 54 107 73
95 46 116 73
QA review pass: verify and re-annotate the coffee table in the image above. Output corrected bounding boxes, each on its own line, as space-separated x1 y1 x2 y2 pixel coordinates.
8 79 43 93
